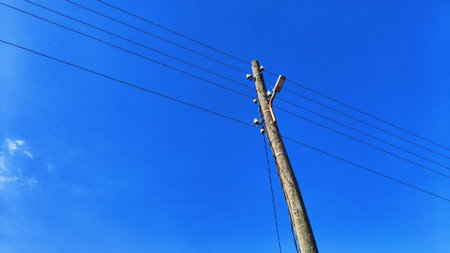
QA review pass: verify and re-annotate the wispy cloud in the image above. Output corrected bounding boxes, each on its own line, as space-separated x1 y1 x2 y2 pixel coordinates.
0 138 37 189
0 175 19 183
5 138 28 156
23 151 33 158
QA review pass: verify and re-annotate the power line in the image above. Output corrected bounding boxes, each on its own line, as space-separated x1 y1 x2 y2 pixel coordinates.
0 39 254 128
7 1 448 178
259 107 299 253
260 115 282 253
65 0 450 170
87 0 450 152
277 87 450 160
24 0 254 92
289 222 300 253
281 135 450 202
63 0 249 74
94 0 250 65
274 106 450 178
0 2 253 99
8 1 449 179
33 0 450 170
276 97 450 170
276 74 450 152
0 38 448 203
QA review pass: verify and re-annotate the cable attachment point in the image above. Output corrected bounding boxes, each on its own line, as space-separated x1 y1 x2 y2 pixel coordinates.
253 98 258 104
260 128 266 134
246 73 254 81
260 65 264 71
253 118 260 125
267 90 272 98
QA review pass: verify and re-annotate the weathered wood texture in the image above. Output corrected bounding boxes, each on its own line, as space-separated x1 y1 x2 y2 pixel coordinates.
252 60 318 253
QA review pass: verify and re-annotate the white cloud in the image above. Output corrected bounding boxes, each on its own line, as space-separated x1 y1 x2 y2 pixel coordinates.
4 139 32 158
0 175 20 189
24 178 38 187
0 175 19 183
23 151 33 159
5 139 18 155
0 138 36 190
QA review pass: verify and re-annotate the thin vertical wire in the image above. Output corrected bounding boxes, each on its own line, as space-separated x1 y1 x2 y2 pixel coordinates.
263 134 283 253
259 107 299 253
290 222 300 253
259 107 283 253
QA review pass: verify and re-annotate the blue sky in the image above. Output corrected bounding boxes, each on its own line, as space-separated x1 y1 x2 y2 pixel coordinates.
0 0 449 252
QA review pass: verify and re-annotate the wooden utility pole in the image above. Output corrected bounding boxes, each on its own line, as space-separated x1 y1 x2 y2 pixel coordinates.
251 60 318 253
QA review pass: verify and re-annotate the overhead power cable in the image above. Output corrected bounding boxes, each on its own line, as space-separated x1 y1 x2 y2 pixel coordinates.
0 39 253 128
1 39 448 202
6 0 448 177
1 2 253 99
260 111 283 253
89 0 450 152
277 86 450 160
259 108 300 253
276 98 450 170
274 74 450 152
63 0 248 74
7 1 448 177
94 0 250 65
24 0 254 92
281 135 449 202
274 106 449 178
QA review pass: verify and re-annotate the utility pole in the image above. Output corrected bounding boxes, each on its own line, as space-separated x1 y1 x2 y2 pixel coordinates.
251 60 318 253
